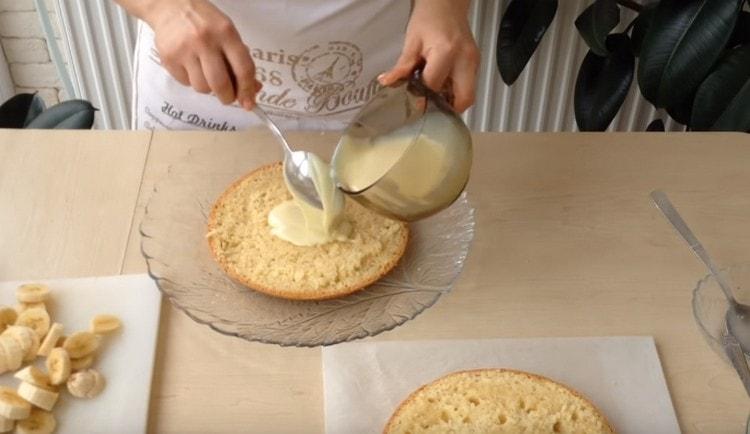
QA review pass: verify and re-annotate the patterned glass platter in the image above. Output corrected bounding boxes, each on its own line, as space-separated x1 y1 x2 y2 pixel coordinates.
141 139 475 346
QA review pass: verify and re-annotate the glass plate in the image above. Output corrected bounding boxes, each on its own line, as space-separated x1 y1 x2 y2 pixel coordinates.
693 262 750 364
140 139 475 347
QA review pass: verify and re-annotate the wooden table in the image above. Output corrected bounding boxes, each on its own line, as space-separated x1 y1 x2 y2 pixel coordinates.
1 129 749 433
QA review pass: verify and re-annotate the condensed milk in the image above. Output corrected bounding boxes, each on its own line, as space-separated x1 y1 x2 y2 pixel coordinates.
333 108 472 220
268 154 351 246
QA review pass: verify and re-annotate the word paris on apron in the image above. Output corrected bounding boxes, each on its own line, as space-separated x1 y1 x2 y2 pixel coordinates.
132 0 409 131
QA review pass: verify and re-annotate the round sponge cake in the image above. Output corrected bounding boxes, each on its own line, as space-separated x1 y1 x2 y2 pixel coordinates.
384 369 614 434
207 163 409 300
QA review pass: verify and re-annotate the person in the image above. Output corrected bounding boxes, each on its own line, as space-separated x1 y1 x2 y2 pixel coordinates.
115 0 479 131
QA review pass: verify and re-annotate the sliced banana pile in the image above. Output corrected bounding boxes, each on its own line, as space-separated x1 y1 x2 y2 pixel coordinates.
0 284 121 434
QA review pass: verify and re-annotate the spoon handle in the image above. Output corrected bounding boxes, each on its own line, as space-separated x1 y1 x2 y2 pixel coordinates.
724 333 750 397
253 107 293 156
650 190 737 304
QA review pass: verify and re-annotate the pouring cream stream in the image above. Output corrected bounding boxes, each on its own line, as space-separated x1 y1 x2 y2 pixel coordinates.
268 154 351 246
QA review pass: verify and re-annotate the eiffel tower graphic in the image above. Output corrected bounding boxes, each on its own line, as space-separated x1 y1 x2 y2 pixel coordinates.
313 57 342 83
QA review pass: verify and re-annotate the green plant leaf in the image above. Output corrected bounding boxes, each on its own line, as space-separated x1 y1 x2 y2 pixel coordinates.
24 94 46 127
664 87 697 125
0 93 46 128
728 11 750 48
711 81 750 131
630 4 657 57
575 0 620 57
496 0 558 85
25 100 97 129
646 119 665 131
575 33 635 131
638 0 743 108
691 44 750 130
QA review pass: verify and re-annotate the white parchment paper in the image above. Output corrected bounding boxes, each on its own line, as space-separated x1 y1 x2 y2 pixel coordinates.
323 336 680 434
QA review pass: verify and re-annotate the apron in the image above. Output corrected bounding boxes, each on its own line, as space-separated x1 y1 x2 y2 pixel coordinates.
132 0 410 131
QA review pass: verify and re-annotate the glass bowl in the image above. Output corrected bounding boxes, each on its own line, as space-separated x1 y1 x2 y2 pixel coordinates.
140 138 475 347
692 262 750 363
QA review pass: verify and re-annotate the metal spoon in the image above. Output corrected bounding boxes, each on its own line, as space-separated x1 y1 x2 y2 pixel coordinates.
724 332 750 396
253 107 322 208
651 190 750 369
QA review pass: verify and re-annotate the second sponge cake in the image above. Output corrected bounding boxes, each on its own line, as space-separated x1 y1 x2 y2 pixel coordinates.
384 369 614 434
207 163 409 300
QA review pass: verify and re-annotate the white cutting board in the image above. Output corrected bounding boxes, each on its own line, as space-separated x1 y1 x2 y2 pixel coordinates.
0 274 161 434
323 336 681 434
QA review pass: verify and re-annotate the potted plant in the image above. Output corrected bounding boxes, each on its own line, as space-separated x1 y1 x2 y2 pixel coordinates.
496 0 749 131
0 93 96 129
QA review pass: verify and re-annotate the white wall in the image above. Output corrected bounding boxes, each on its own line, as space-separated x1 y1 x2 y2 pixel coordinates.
0 42 13 101
0 0 64 105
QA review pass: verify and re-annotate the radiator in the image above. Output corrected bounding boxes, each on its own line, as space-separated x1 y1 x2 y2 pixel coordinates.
51 0 682 132
53 0 136 130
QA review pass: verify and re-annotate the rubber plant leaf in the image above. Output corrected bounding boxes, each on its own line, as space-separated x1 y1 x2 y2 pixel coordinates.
25 100 97 129
575 0 620 57
692 44 750 131
0 93 46 129
646 119 665 131
638 0 742 108
496 0 558 85
630 3 657 57
666 88 698 125
728 11 750 48
575 33 635 131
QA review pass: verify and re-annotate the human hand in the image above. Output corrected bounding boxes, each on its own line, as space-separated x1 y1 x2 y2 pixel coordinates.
378 0 479 113
140 0 261 109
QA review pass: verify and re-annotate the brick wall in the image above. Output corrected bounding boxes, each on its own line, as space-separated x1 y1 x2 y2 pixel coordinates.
0 0 64 106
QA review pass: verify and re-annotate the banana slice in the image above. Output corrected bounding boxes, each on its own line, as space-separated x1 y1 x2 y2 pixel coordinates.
62 331 100 359
0 308 17 333
45 348 71 386
70 354 94 371
3 326 32 355
16 383 58 412
14 303 45 315
15 284 50 304
89 314 122 335
0 346 8 375
14 308 50 339
14 366 51 389
0 336 23 371
15 408 55 434
36 323 63 358
4 326 38 362
66 369 105 398
26 332 40 362
0 414 12 433
0 387 31 420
